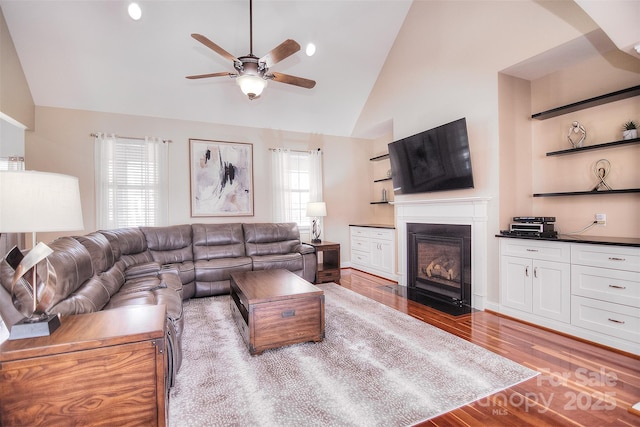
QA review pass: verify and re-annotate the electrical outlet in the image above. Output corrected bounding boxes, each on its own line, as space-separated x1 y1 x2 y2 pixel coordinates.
595 213 606 225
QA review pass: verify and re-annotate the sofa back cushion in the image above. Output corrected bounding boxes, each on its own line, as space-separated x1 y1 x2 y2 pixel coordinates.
75 232 115 274
141 224 193 264
243 223 301 256
192 223 245 260
101 228 153 267
46 237 95 309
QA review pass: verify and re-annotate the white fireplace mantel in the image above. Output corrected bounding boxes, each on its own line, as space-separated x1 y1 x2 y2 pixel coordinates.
392 197 490 310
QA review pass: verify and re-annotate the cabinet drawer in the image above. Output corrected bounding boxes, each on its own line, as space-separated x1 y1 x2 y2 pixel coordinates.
350 226 393 241
350 227 370 238
369 228 393 241
571 265 640 307
571 244 640 272
253 296 324 349
351 250 370 266
351 237 371 253
500 239 570 262
317 269 340 283
571 295 640 344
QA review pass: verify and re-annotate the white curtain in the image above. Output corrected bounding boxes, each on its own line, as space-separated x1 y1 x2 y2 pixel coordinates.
94 133 168 229
308 149 323 203
271 148 292 222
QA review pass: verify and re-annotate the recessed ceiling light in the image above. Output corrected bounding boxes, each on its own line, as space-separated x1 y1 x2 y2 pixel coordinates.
128 2 142 21
306 43 316 57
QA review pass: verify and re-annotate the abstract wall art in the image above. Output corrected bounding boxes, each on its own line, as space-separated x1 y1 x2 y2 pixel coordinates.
189 139 254 216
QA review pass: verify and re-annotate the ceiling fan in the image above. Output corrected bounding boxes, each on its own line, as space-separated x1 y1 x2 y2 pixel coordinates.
186 0 316 100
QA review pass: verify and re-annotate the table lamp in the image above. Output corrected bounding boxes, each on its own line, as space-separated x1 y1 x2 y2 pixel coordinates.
0 171 84 339
306 202 326 243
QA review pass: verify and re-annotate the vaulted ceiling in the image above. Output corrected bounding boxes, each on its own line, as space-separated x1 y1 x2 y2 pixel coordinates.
1 1 638 138
0 0 411 137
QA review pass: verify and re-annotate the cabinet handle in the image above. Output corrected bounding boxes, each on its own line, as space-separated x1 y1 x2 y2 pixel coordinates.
608 257 626 261
608 318 625 324
526 249 538 252
533 267 538 278
525 266 529 277
608 284 627 290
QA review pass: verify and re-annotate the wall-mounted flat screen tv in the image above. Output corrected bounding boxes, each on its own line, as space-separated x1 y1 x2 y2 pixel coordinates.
388 118 474 195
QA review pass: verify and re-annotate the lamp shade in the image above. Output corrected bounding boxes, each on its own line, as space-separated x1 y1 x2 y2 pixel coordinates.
0 171 84 233
236 74 267 99
306 202 327 217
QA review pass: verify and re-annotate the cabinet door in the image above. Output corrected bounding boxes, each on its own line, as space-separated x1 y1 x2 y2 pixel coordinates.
370 240 392 274
532 260 571 323
501 256 532 312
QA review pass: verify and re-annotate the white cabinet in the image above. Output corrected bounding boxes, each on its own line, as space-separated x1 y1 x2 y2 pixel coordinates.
570 244 640 351
499 238 640 354
350 226 395 280
500 239 571 323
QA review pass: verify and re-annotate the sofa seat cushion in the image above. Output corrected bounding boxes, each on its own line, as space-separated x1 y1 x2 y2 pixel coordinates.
251 252 303 272
162 260 195 287
194 257 252 282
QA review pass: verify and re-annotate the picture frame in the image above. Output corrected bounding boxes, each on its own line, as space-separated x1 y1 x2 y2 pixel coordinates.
189 139 254 217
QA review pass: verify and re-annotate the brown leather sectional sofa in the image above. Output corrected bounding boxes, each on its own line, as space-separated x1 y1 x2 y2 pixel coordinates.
0 222 317 386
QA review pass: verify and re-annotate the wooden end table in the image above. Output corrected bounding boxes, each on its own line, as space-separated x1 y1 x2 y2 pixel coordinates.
230 269 325 355
0 305 168 426
306 241 341 283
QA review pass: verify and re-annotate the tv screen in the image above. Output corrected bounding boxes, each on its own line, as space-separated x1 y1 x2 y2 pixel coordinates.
388 118 474 195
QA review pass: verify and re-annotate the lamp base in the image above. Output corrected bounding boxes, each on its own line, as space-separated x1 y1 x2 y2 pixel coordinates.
311 238 322 243
9 314 61 340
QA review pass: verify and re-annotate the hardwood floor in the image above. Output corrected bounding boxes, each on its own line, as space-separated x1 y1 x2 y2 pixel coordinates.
339 269 640 427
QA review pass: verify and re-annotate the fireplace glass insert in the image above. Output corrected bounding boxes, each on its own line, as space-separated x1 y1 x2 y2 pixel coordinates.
407 223 471 314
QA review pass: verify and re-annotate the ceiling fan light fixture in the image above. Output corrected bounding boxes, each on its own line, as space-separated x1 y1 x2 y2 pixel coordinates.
237 74 267 100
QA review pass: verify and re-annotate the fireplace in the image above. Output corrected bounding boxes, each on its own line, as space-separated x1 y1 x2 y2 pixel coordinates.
407 223 471 312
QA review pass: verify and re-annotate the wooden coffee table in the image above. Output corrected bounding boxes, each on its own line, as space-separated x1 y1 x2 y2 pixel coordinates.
230 269 325 355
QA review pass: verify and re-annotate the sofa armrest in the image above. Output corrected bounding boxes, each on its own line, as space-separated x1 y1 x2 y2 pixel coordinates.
125 261 162 280
295 243 316 255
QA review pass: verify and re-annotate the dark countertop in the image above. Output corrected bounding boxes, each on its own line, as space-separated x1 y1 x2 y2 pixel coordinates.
496 233 640 248
350 223 395 229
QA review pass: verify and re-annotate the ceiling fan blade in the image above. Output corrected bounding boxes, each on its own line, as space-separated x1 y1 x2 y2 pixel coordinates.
270 72 316 89
186 72 234 80
259 39 300 68
191 33 239 63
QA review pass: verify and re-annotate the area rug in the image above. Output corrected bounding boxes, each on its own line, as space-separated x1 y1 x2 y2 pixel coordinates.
169 283 537 426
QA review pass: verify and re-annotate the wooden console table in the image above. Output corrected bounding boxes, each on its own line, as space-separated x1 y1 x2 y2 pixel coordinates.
0 305 167 426
306 241 341 283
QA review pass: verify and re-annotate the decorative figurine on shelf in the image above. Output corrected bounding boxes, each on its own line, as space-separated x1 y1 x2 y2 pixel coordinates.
591 159 613 191
568 121 586 148
382 188 387 202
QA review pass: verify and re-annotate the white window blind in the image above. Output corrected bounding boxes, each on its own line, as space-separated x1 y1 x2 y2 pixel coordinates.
95 134 168 229
271 149 323 228
0 156 25 171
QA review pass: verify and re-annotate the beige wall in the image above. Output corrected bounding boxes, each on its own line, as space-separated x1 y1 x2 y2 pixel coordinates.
0 7 34 129
527 52 640 238
353 0 604 303
26 106 372 262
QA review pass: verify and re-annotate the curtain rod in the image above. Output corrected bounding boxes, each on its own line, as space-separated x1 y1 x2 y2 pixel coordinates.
90 133 172 143
268 148 321 153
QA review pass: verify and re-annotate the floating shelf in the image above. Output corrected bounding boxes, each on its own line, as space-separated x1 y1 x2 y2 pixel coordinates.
370 153 389 161
373 177 392 183
370 201 391 204
546 138 640 156
533 189 640 197
531 85 640 120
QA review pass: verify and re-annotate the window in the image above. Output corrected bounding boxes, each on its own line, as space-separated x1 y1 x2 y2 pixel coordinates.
95 134 168 229
271 149 323 229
